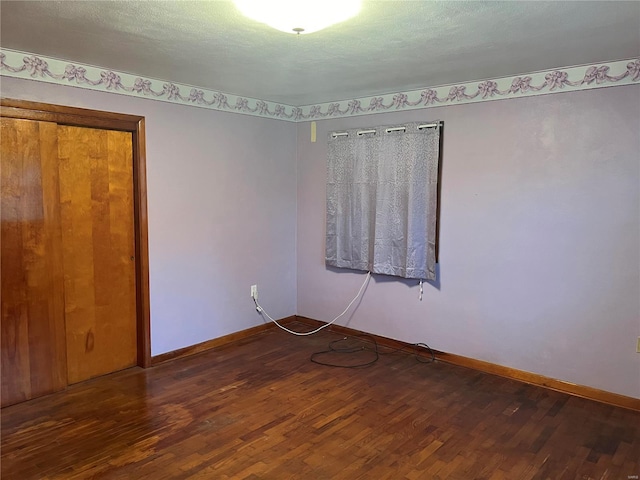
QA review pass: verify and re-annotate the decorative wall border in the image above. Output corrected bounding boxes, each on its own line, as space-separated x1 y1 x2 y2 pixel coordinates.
298 58 640 120
0 49 298 121
1 48 638 122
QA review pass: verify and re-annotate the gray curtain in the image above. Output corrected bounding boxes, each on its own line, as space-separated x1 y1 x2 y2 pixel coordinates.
326 122 440 280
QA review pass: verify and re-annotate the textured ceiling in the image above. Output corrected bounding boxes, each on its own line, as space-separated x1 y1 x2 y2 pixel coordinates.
1 1 639 106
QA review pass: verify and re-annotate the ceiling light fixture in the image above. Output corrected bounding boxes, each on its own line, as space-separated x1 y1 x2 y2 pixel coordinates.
233 0 362 35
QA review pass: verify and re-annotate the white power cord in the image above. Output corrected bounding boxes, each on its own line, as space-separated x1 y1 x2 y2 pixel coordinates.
253 272 372 336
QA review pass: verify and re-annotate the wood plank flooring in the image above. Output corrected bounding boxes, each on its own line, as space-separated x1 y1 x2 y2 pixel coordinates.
2 322 639 479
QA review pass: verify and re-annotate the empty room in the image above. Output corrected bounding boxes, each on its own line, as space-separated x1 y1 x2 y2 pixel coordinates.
1 1 639 479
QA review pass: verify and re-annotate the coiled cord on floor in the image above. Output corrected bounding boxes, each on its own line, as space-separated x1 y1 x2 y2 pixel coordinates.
310 334 435 368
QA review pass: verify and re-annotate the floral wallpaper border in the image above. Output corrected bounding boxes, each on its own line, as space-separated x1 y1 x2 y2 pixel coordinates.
1 48 638 122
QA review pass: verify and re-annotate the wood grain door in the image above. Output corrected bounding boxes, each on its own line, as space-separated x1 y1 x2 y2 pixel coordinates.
58 126 137 384
1 118 67 407
1 99 150 406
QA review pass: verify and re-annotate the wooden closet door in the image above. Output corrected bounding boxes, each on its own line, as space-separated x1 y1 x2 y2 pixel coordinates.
57 126 137 384
1 118 67 407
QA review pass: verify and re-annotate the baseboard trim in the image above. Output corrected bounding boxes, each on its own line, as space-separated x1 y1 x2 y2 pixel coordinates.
294 316 640 412
150 316 295 365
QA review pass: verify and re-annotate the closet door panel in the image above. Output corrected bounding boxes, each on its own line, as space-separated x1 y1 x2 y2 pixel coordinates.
58 126 136 384
0 118 67 407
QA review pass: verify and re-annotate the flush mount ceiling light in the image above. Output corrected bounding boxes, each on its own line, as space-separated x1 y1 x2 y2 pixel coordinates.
233 0 362 34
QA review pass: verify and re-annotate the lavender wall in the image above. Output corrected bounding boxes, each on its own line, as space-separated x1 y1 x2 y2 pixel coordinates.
1 77 298 356
3 76 638 398
296 85 640 399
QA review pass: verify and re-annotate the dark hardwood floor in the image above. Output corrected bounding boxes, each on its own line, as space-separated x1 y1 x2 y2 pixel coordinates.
2 322 639 479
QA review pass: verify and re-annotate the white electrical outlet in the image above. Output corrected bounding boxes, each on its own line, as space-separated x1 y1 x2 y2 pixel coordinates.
250 285 258 300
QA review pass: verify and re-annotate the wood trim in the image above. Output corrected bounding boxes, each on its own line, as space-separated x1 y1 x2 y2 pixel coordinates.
432 351 640 412
1 98 152 369
294 316 640 412
151 317 296 365
293 316 437 356
434 122 444 263
133 118 151 368
0 99 141 131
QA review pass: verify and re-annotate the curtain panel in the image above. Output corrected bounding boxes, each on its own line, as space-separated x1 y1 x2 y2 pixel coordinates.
326 122 441 280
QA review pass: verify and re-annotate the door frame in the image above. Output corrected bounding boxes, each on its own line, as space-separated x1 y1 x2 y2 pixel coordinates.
1 98 152 368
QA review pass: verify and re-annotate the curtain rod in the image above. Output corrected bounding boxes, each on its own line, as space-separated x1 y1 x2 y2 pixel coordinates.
331 122 441 138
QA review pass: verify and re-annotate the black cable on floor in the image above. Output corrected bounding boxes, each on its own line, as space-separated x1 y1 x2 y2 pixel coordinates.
310 334 435 368
310 335 379 368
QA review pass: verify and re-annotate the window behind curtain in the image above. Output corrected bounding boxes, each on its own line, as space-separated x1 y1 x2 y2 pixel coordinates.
326 122 441 280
